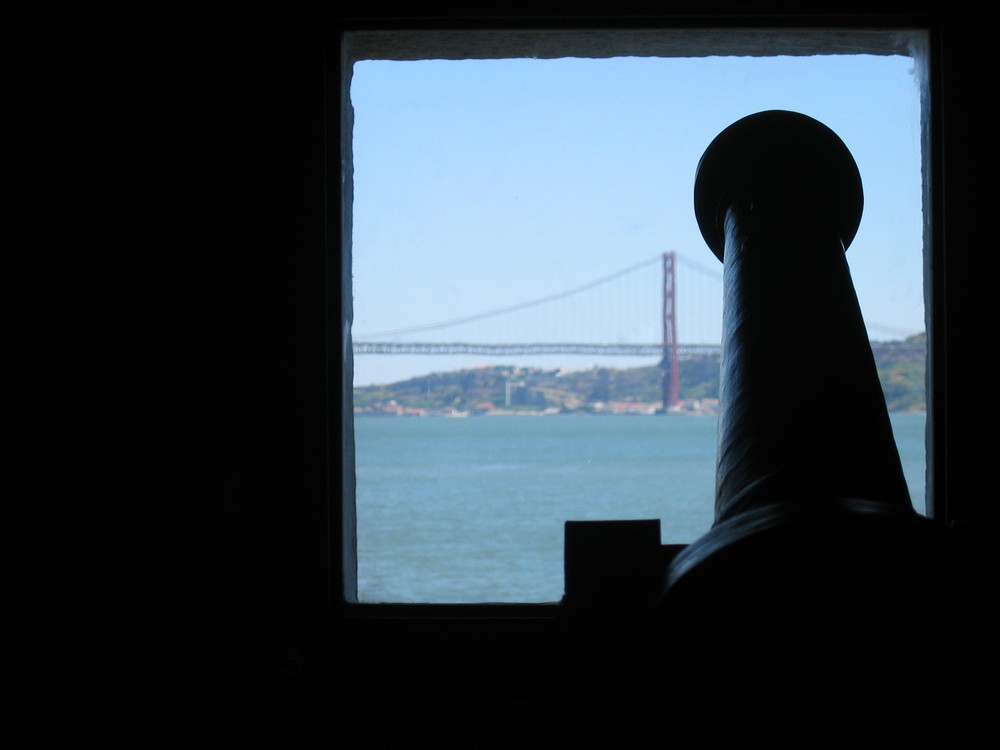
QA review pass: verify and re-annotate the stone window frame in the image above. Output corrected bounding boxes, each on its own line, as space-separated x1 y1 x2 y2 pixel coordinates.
335 24 934 608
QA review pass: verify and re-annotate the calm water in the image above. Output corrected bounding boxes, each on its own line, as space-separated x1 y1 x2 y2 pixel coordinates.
355 412 926 603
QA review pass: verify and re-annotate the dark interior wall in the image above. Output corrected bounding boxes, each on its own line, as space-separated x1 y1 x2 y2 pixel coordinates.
934 21 997 526
28 11 330 741
26 6 997 744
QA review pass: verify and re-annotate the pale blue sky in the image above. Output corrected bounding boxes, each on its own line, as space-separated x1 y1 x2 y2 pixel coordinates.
350 53 925 386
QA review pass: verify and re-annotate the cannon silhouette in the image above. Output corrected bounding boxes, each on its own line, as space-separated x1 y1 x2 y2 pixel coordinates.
648 112 951 733
560 114 985 737
667 110 939 584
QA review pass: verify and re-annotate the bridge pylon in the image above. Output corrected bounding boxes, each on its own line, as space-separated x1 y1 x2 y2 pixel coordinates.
662 251 680 408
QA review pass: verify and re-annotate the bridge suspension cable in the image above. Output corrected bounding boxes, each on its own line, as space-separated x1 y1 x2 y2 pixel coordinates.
353 251 919 351
355 254 663 339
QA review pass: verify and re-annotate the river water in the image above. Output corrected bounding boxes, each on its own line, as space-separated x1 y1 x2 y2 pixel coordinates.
355 412 926 603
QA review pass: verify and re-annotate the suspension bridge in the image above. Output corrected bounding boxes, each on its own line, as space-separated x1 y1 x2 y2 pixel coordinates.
353 252 921 406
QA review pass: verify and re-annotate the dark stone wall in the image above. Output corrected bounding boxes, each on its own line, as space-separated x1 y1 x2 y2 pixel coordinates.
27 11 329 742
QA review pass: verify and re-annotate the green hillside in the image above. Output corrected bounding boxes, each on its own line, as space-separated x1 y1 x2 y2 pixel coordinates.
354 334 926 414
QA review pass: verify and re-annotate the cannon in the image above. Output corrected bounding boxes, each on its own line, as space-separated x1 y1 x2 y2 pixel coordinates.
649 112 949 732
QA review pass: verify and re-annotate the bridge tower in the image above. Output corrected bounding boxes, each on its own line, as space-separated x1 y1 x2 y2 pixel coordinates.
662 251 679 408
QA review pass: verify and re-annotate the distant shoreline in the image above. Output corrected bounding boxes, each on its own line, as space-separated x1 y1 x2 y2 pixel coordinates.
354 407 927 418
353 343 926 416
354 405 926 417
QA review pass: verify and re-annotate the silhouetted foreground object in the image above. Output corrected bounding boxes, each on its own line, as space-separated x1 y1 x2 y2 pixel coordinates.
654 112 947 730
696 109 911 521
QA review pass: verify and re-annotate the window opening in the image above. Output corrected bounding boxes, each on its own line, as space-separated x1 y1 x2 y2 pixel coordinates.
344 32 929 604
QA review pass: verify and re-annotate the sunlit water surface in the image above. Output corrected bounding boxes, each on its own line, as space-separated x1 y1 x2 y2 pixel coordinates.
355 412 926 603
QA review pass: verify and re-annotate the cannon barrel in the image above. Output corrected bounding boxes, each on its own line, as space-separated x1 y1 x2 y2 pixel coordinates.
698 109 912 523
658 112 943 667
